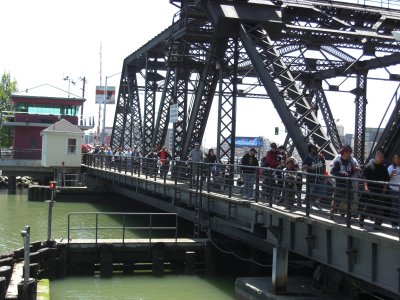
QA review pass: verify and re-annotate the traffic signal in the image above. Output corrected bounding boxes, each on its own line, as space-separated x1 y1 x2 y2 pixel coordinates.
275 127 279 135
49 181 57 190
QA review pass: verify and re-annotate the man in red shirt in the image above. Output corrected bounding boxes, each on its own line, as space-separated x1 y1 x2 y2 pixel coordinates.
158 146 172 178
266 143 279 169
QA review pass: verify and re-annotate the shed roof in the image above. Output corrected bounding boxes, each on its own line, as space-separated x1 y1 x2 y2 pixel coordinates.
42 118 83 133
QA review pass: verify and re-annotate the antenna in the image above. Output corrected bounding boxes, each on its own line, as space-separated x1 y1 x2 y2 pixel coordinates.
99 42 102 86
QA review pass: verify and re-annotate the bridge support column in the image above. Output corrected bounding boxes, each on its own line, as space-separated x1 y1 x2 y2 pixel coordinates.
271 246 288 293
8 176 16 194
100 245 113 278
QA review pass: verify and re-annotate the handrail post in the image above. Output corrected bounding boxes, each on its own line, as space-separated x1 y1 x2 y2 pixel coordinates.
228 164 233 198
268 168 273 207
175 214 178 245
149 214 153 245
173 161 178 206
122 214 126 244
206 163 211 193
95 214 99 246
305 175 310 217
255 167 259 203
346 178 352 228
67 213 71 244
398 189 400 241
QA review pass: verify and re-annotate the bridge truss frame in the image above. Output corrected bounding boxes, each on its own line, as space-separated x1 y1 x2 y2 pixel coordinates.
111 0 400 163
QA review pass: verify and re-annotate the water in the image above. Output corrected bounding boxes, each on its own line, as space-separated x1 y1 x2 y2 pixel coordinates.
0 190 235 299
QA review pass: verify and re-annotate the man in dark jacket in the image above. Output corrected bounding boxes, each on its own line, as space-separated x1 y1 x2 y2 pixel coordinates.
301 143 326 209
330 145 356 219
241 148 259 199
359 150 390 229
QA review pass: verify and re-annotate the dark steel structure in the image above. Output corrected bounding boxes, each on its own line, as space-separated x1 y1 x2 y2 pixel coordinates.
111 0 400 164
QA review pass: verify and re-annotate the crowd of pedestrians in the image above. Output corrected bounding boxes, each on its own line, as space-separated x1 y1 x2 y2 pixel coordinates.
240 142 400 230
83 141 400 230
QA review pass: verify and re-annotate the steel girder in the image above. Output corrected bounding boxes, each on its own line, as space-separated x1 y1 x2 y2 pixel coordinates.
143 55 161 154
152 68 174 149
111 67 143 150
110 70 129 149
301 79 343 152
239 22 336 159
314 88 343 151
217 38 239 164
172 71 189 159
368 84 400 162
353 72 368 164
181 41 223 159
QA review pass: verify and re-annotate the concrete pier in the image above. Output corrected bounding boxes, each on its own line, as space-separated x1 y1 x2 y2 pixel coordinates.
272 247 288 293
7 176 16 195
184 251 196 275
152 243 165 277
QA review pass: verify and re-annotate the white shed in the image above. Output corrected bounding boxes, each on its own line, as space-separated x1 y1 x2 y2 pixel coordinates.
41 119 83 167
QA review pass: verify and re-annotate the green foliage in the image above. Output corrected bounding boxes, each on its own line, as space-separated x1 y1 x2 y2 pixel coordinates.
0 72 18 147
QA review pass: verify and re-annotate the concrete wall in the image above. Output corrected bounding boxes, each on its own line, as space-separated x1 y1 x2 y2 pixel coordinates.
41 132 83 167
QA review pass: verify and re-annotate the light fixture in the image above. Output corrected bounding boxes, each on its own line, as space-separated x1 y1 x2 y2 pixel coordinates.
392 31 400 41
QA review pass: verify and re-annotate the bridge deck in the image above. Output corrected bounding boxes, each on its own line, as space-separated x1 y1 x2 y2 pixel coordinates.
87 164 400 242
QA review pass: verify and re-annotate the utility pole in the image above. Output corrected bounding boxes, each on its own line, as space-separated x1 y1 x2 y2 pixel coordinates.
80 76 86 121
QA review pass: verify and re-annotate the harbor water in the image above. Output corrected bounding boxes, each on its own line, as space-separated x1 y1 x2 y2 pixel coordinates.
0 190 235 299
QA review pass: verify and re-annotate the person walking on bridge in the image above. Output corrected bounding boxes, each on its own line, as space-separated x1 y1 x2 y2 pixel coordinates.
188 142 203 184
359 149 390 229
301 143 326 209
241 148 259 200
158 146 172 178
387 153 400 228
330 145 356 220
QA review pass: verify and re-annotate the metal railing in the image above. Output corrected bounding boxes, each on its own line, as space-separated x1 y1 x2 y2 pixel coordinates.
83 154 400 239
57 173 83 187
67 212 178 245
0 148 42 160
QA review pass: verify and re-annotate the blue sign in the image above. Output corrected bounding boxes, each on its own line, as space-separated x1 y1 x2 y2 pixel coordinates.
228 137 263 148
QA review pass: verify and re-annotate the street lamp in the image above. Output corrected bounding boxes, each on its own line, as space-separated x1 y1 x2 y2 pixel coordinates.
101 72 121 145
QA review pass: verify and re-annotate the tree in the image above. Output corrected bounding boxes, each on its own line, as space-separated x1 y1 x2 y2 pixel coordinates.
0 72 18 147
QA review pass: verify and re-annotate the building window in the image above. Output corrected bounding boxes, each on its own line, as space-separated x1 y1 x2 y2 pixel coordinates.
67 138 77 154
30 137 37 149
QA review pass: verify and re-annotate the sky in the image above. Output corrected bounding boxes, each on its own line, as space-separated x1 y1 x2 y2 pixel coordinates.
1 0 399 149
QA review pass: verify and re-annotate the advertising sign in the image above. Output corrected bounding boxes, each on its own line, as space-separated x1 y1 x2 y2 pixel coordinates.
228 136 264 148
95 86 116 104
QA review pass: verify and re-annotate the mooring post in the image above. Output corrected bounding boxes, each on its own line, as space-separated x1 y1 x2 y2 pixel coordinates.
271 246 288 293
21 225 30 287
46 181 57 242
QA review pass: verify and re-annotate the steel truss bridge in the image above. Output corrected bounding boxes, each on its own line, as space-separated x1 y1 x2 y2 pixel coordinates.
83 155 400 298
110 0 400 165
